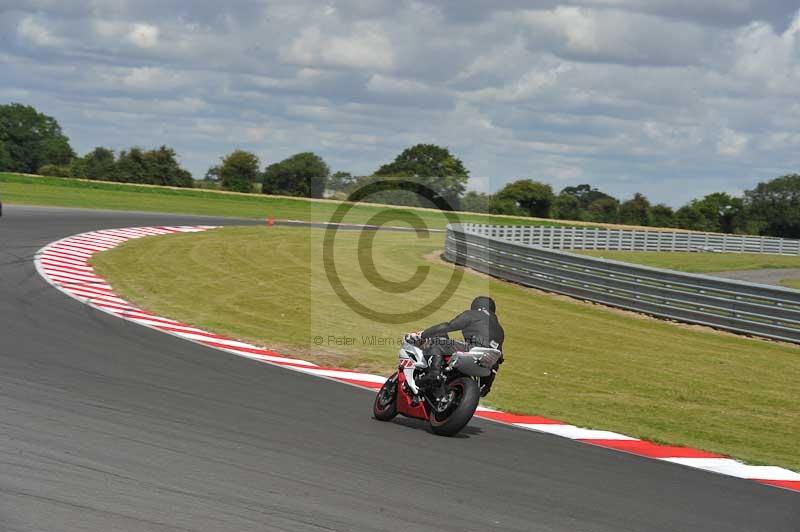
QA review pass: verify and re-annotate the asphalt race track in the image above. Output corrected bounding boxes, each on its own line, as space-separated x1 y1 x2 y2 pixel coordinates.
1 205 797 532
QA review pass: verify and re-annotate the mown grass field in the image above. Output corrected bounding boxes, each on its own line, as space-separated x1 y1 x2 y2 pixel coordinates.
576 250 800 273
781 279 800 290
93 226 800 470
0 172 566 229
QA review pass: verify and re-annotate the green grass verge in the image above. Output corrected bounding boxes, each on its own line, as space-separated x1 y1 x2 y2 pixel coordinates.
576 250 800 273
92 226 800 471
0 172 567 229
780 279 800 290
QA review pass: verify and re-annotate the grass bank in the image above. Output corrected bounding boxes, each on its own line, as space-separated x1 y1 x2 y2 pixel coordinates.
0 172 567 229
781 279 800 290
576 250 800 273
93 226 799 470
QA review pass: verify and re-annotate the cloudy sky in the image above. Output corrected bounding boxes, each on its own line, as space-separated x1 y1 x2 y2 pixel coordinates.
1 1 799 206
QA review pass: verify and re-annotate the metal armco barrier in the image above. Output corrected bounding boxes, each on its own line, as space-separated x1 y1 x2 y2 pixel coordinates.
460 224 800 255
444 224 800 344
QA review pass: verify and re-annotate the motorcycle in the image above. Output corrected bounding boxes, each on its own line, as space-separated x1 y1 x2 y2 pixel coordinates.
372 334 502 436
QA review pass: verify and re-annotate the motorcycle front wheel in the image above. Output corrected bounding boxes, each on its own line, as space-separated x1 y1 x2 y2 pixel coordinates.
373 373 398 421
428 377 480 436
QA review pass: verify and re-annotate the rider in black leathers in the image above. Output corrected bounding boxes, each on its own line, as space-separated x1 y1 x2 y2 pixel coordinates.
418 296 504 397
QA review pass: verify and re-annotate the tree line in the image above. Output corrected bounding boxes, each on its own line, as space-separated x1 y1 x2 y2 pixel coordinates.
2 102 799 238
0 103 192 187
460 177 800 239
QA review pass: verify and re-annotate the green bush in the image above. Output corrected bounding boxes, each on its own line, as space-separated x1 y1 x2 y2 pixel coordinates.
218 150 260 193
67 145 193 188
193 179 222 190
37 164 70 177
262 152 328 198
0 103 75 173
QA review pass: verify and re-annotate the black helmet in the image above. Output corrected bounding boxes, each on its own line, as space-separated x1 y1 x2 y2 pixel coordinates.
470 296 496 314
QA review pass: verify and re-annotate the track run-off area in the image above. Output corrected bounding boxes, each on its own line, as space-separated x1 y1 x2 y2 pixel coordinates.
1 205 798 532
42 225 800 489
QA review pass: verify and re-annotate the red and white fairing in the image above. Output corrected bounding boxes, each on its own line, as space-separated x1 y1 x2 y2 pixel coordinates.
397 338 427 395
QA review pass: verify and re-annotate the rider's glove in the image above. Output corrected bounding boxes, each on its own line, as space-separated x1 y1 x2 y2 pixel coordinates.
407 331 423 342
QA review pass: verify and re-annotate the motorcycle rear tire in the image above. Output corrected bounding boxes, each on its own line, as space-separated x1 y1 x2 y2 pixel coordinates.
429 377 480 436
373 373 398 421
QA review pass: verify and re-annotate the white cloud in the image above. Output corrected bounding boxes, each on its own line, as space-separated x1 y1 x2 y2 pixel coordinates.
762 131 800 150
127 23 159 48
91 19 160 49
91 66 192 91
550 7 601 53
17 15 62 46
3 1 800 205
641 121 705 152
98 96 208 114
244 126 269 142
92 19 125 38
463 62 572 103
366 74 430 95
282 24 394 70
517 6 712 65
731 11 800 94
717 128 749 156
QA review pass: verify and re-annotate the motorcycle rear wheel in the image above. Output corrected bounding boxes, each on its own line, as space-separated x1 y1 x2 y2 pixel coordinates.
428 377 479 436
373 373 398 421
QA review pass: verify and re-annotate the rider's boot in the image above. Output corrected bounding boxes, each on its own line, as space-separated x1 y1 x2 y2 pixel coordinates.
419 354 443 385
480 366 499 397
